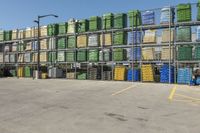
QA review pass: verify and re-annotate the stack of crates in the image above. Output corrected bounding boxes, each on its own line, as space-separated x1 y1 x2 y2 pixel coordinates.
40 39 48 50
17 67 24 77
67 36 76 48
161 29 174 43
58 22 67 35
160 7 174 24
177 68 192 84
57 51 65 62
88 34 99 47
77 73 87 80
177 4 192 22
77 19 89 33
40 26 48 37
88 49 99 62
113 48 127 61
103 71 112 80
12 30 18 40
141 64 155 82
142 48 155 60
4 31 12 41
88 67 101 80
77 50 87 62
47 24 58 36
113 31 127 45
161 47 173 60
66 51 76 62
143 30 156 43
129 31 142 45
178 46 193 61
127 68 140 81
67 19 77 34
103 13 114 29
114 66 126 81
10 54 16 63
194 46 200 60
24 53 31 63
48 52 57 62
57 38 66 49
113 13 127 29
89 16 101 31
24 66 31 77
160 64 174 83
176 27 191 42
129 48 141 61
0 31 4 41
40 52 48 62
66 72 76 79
142 11 155 25
100 33 112 46
103 49 112 61
128 10 142 27
77 35 87 48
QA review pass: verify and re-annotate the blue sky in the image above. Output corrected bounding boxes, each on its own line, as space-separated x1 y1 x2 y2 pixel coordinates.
0 0 197 30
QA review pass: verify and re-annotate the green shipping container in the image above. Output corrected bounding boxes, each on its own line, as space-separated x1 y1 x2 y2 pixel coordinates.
103 13 114 29
57 38 66 49
113 48 127 61
113 31 127 45
89 16 102 31
48 52 57 62
178 46 193 61
58 22 67 35
128 10 142 27
77 19 89 33
77 50 87 62
24 66 31 77
88 49 99 62
177 4 192 22
114 13 127 29
176 27 191 42
4 30 12 41
67 36 76 48
66 51 76 62
0 31 5 41
194 46 200 60
77 73 87 80
47 24 59 36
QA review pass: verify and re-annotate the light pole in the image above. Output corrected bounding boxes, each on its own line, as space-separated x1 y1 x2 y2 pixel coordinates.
34 14 58 79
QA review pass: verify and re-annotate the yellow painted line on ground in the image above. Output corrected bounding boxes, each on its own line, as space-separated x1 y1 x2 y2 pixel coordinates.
111 84 138 96
175 93 200 101
168 85 177 101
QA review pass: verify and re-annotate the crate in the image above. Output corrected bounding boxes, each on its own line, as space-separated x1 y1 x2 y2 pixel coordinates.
67 19 77 34
48 37 56 50
198 1 200 21
142 48 155 60
47 24 58 36
142 11 155 25
160 7 174 24
129 31 142 45
77 50 87 62
41 73 48 79
127 69 140 81
66 51 76 62
31 27 38 37
77 19 89 33
24 53 31 63
58 22 67 35
178 46 193 61
12 30 18 40
114 66 126 81
66 72 76 79
176 27 191 42
100 33 112 46
161 29 174 42
161 47 173 60
194 46 200 60
113 31 127 45
57 51 65 62
18 30 25 39
89 16 101 31
160 64 174 83
24 66 32 77
77 73 87 80
67 36 76 48
103 49 112 61
114 13 127 29
88 67 101 80
88 34 99 47
88 49 99 62
103 13 114 29
103 71 112 80
40 52 48 62
129 47 141 61
113 48 127 61
4 30 12 41
18 54 24 63
141 64 155 82
40 26 48 37
128 10 142 27
9 54 16 63
48 52 57 62
4 54 9 63
57 38 66 49
17 67 24 77
32 53 38 62
77 35 87 48
0 31 5 41
18 43 25 52
40 39 48 50
177 4 191 22
0 53 3 63
177 68 192 84
143 30 156 43
25 28 32 38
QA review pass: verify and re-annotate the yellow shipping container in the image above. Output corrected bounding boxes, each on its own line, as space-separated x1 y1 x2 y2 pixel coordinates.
142 48 155 60
143 30 156 43
40 39 48 50
100 33 112 46
40 26 47 37
161 29 174 43
77 35 87 48
12 30 18 40
161 47 173 60
114 66 126 81
17 67 24 77
141 64 155 82
40 52 47 62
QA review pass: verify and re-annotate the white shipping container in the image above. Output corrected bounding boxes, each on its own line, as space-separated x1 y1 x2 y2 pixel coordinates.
57 51 65 62
88 34 99 47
